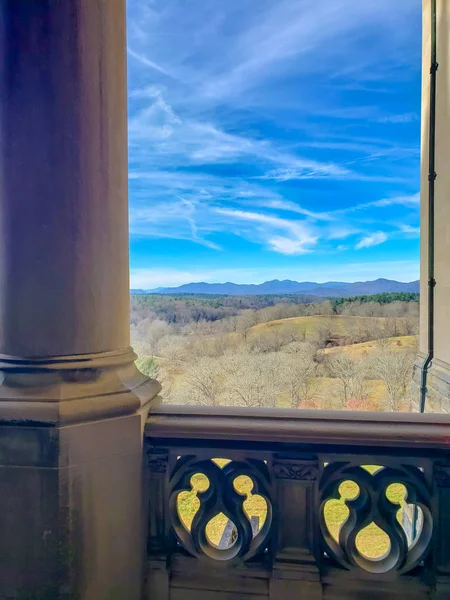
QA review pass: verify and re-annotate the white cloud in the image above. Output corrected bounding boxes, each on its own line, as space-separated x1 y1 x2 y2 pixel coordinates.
399 224 420 235
268 237 312 255
128 88 360 180
377 112 419 124
127 48 174 78
130 198 222 249
370 193 420 208
326 225 361 240
214 208 318 254
126 0 421 263
356 231 388 249
195 0 420 102
258 199 335 221
258 165 352 182
260 168 409 184
335 193 420 215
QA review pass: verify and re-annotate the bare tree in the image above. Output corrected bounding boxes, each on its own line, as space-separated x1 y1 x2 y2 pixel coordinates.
315 300 335 316
281 354 321 408
374 332 393 351
134 318 173 355
328 355 357 406
316 317 338 347
399 314 419 336
249 328 297 353
229 353 283 408
283 341 319 359
346 319 369 344
370 351 414 411
183 357 227 406
236 309 259 341
158 335 188 369
328 354 373 409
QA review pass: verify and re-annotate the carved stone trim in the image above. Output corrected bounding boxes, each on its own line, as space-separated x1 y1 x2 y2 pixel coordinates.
273 461 318 481
319 462 433 575
147 448 169 474
169 456 273 562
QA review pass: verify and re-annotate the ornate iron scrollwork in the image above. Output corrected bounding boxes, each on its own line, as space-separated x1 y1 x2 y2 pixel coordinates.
169 457 273 562
319 462 432 575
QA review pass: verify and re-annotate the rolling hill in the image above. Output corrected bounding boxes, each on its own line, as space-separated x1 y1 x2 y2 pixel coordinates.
146 278 419 297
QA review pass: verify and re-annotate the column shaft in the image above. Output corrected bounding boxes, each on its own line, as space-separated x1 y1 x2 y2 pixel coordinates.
0 0 130 357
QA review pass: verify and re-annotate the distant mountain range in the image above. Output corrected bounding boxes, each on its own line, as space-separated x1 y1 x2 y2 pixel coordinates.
134 278 420 297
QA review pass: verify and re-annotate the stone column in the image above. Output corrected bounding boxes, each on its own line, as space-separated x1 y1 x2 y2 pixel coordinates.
413 0 450 413
0 2 160 599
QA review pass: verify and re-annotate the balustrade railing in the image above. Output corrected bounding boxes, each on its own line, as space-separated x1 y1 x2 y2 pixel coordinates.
144 406 450 600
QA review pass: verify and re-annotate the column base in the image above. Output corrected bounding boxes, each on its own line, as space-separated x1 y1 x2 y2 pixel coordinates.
0 347 160 424
0 348 161 600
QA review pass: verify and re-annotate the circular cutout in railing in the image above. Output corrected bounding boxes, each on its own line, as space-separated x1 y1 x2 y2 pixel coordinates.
169 456 273 563
319 462 433 575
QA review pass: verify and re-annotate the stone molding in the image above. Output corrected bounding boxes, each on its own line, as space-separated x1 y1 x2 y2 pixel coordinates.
0 347 161 425
273 461 318 481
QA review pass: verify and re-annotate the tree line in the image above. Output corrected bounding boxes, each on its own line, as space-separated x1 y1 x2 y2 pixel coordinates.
131 292 419 325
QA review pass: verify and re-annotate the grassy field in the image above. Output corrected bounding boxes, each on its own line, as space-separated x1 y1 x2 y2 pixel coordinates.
176 462 406 558
249 315 388 339
322 335 417 358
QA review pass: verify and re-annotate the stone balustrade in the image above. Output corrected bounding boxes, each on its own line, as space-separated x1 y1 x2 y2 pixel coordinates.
144 405 450 600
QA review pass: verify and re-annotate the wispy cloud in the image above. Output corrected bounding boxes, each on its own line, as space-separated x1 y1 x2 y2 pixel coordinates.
399 224 421 236
370 193 420 208
129 164 418 253
356 231 388 249
336 193 420 215
377 112 419 124
258 199 335 221
196 0 420 102
127 48 175 79
129 88 368 181
130 198 222 249
214 208 318 254
126 0 421 275
259 167 409 184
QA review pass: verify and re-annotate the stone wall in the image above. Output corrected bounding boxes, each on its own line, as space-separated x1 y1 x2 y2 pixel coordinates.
416 1 450 415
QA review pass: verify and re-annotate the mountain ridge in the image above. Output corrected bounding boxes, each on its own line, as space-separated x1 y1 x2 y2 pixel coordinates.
138 278 420 297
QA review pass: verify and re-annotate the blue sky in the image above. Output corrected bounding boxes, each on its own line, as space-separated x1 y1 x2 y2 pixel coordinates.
127 0 422 289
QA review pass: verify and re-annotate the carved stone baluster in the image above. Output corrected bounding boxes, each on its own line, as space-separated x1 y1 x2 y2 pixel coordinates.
146 447 170 600
270 457 322 600
168 456 272 562
434 463 450 599
319 462 432 576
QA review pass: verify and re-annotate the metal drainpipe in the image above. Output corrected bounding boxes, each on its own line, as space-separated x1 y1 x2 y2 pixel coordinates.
419 0 438 414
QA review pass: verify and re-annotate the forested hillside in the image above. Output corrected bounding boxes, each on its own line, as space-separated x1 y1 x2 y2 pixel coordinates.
132 293 419 412
131 292 419 324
